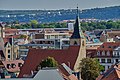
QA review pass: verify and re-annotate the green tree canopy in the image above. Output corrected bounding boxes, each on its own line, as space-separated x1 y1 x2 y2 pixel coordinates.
38 57 58 69
30 20 38 25
30 20 38 28
79 58 104 80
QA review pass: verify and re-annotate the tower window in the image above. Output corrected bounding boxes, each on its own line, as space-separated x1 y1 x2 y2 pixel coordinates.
8 50 10 53
8 55 10 58
82 41 85 46
74 41 77 45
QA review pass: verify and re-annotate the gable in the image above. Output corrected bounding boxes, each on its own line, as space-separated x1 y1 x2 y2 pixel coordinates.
5 42 11 48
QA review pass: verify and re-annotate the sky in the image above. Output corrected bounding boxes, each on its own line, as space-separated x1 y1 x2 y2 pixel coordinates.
0 0 120 10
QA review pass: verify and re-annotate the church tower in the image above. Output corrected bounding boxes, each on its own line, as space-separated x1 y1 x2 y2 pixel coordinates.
70 7 86 71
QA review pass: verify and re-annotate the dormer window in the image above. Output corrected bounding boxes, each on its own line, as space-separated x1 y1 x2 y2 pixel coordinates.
101 46 104 48
97 51 100 56
11 64 16 68
18 63 23 67
102 51 105 56
7 64 11 69
107 51 110 56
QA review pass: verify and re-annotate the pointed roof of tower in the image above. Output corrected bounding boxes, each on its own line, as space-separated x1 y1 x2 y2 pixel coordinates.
70 6 84 39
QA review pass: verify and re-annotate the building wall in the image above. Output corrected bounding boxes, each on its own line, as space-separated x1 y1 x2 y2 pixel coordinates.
70 38 86 72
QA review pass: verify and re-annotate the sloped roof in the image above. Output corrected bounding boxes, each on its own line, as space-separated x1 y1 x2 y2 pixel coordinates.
96 64 120 80
4 28 18 34
70 7 83 39
70 16 80 39
97 42 120 50
94 30 103 37
107 31 120 38
19 46 80 78
2 60 24 72
34 69 64 80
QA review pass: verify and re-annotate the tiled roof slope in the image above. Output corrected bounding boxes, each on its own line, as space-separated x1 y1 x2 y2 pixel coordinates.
96 64 120 80
19 46 80 78
97 42 120 50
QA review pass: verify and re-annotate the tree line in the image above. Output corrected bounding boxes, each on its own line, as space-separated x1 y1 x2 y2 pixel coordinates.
6 20 120 31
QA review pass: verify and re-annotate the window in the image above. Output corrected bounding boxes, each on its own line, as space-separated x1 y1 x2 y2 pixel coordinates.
55 35 58 39
18 63 23 67
114 51 117 56
63 35 66 38
74 41 77 45
102 51 105 56
97 51 100 56
117 52 119 56
47 35 50 39
7 64 11 69
8 55 10 58
107 51 110 56
11 64 16 68
97 59 100 62
107 59 111 63
82 41 85 46
101 59 105 63
8 50 10 53
116 59 119 63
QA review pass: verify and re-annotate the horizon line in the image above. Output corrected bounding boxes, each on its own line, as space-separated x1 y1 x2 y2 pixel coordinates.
0 5 119 11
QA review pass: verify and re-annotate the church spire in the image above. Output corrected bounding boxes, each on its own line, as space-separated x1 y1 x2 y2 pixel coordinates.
70 6 81 39
77 5 79 18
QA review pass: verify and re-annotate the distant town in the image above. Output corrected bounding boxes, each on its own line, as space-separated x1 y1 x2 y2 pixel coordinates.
0 6 120 23
0 6 120 80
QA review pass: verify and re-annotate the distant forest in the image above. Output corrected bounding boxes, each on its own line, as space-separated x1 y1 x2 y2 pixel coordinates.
0 6 120 22
6 20 120 31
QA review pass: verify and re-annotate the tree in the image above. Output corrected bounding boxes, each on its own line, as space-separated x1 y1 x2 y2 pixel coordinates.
30 20 38 28
79 58 104 80
38 57 58 69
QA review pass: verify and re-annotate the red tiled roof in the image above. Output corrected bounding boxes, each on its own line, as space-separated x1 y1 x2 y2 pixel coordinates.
94 42 120 58
97 42 120 50
86 49 97 58
68 74 78 80
19 46 80 78
96 64 120 80
3 35 20 45
3 38 10 44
